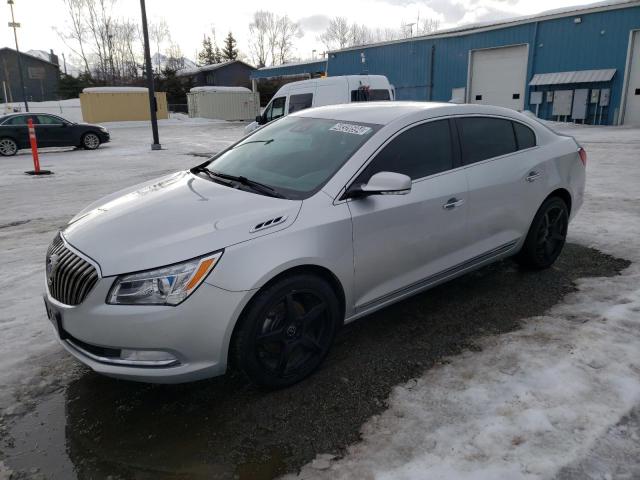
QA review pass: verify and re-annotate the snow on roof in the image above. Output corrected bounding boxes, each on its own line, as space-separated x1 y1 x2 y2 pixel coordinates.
189 86 252 93
529 68 617 85
330 0 640 53
176 60 256 77
82 87 148 93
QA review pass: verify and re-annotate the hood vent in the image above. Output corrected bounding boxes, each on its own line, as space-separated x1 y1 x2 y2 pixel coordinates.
250 215 287 233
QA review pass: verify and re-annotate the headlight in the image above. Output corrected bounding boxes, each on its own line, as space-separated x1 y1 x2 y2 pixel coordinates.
107 251 222 306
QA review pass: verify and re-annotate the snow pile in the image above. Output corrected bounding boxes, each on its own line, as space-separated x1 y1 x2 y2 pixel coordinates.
286 125 640 479
82 86 148 93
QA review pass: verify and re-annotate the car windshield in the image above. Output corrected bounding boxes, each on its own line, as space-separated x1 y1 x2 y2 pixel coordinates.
203 116 381 199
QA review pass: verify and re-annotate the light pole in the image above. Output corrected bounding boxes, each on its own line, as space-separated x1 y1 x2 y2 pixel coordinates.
7 0 28 112
139 0 161 150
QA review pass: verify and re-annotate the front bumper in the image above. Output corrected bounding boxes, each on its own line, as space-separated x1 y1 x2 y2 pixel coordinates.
44 268 254 384
98 131 111 143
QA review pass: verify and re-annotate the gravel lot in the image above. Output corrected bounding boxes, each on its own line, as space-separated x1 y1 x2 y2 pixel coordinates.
2 244 628 479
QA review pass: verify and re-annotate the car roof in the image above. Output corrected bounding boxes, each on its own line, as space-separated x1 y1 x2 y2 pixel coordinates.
291 101 532 126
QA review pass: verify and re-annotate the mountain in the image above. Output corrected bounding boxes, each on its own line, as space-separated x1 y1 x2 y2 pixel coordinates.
151 52 197 72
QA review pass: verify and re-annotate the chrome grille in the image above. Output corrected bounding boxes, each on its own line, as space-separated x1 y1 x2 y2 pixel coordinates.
46 234 98 306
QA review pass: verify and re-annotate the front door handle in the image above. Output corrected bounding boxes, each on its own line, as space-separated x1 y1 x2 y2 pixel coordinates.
443 198 464 210
526 171 542 182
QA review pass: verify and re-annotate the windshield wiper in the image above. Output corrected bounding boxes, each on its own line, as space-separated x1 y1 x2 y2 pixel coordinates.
209 170 287 199
191 165 234 187
233 139 274 148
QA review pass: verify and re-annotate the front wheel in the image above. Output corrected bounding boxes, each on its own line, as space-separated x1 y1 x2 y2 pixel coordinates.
0 137 18 156
232 274 340 388
82 132 101 150
516 196 569 270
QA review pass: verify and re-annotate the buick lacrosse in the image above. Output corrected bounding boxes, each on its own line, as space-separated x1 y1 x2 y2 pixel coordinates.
44 102 585 387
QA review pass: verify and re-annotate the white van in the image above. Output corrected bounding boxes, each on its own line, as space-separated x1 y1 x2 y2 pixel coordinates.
245 75 394 133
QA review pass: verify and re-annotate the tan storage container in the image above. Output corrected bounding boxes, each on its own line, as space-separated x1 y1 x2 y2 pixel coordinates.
80 87 168 123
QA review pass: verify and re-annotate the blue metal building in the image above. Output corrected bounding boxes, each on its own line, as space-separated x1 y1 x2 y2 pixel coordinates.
251 0 640 125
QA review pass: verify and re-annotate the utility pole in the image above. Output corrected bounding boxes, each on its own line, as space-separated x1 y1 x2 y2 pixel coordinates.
139 0 161 150
7 0 28 112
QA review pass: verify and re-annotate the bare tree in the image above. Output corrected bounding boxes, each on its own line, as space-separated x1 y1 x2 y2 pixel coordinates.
84 0 117 82
165 42 185 71
150 19 171 73
276 15 302 65
417 17 440 35
248 11 271 67
318 17 350 51
56 0 91 75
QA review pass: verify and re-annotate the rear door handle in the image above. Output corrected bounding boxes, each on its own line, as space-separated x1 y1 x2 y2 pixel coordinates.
526 171 542 182
443 198 465 210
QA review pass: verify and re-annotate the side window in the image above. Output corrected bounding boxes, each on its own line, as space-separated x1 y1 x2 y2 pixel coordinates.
513 122 536 150
288 93 313 113
357 120 453 182
6 115 29 125
36 115 63 125
266 96 286 122
457 117 517 165
351 88 391 102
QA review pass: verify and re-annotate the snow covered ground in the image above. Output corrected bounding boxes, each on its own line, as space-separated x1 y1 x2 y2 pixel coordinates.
288 123 640 479
0 119 639 479
0 118 245 414
1 99 84 123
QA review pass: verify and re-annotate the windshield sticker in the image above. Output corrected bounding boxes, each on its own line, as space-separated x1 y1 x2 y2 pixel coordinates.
329 123 372 135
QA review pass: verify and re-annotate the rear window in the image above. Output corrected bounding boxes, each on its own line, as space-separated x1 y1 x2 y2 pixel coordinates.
351 88 391 102
457 117 517 165
4 115 31 126
513 122 536 150
288 93 313 113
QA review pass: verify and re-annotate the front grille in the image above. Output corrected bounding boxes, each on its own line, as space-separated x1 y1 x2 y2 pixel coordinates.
46 234 99 306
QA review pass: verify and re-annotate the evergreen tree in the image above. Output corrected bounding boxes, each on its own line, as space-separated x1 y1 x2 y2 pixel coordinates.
214 46 223 63
197 35 216 65
221 32 238 61
58 73 93 99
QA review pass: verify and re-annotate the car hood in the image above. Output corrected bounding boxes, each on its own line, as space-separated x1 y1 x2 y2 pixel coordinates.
63 171 302 276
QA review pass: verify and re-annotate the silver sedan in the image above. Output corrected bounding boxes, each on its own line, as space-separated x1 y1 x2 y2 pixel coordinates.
44 102 585 388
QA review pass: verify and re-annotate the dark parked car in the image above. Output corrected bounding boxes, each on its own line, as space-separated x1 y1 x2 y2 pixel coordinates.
0 113 110 156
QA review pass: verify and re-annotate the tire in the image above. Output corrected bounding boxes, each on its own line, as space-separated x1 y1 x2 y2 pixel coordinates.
516 196 569 270
232 274 341 388
81 132 101 150
0 137 18 156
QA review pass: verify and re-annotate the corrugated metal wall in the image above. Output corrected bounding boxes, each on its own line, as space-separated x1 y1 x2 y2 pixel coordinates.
324 4 640 124
187 91 259 121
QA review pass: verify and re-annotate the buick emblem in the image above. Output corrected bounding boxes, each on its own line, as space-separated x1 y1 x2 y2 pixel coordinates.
47 253 59 284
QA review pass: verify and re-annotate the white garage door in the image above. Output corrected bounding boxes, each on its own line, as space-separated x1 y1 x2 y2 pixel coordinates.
469 45 528 111
623 31 640 126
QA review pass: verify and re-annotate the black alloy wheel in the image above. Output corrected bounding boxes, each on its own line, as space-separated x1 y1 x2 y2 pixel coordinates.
233 274 340 388
517 196 569 270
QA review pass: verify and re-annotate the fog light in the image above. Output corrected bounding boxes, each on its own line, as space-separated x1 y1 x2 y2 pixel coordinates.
119 349 178 366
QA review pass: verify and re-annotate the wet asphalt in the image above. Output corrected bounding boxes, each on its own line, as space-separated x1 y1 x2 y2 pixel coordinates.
0 244 630 480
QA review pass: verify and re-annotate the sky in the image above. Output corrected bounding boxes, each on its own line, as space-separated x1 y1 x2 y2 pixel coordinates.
1 0 601 68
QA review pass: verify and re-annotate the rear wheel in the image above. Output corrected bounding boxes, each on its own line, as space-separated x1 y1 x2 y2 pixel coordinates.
82 132 101 150
516 196 569 270
0 138 18 156
233 274 340 388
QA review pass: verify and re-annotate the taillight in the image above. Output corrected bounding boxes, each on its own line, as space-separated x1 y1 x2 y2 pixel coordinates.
578 147 587 167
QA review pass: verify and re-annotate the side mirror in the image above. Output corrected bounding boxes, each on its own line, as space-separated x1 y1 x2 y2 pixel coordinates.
346 171 412 199
255 115 262 123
